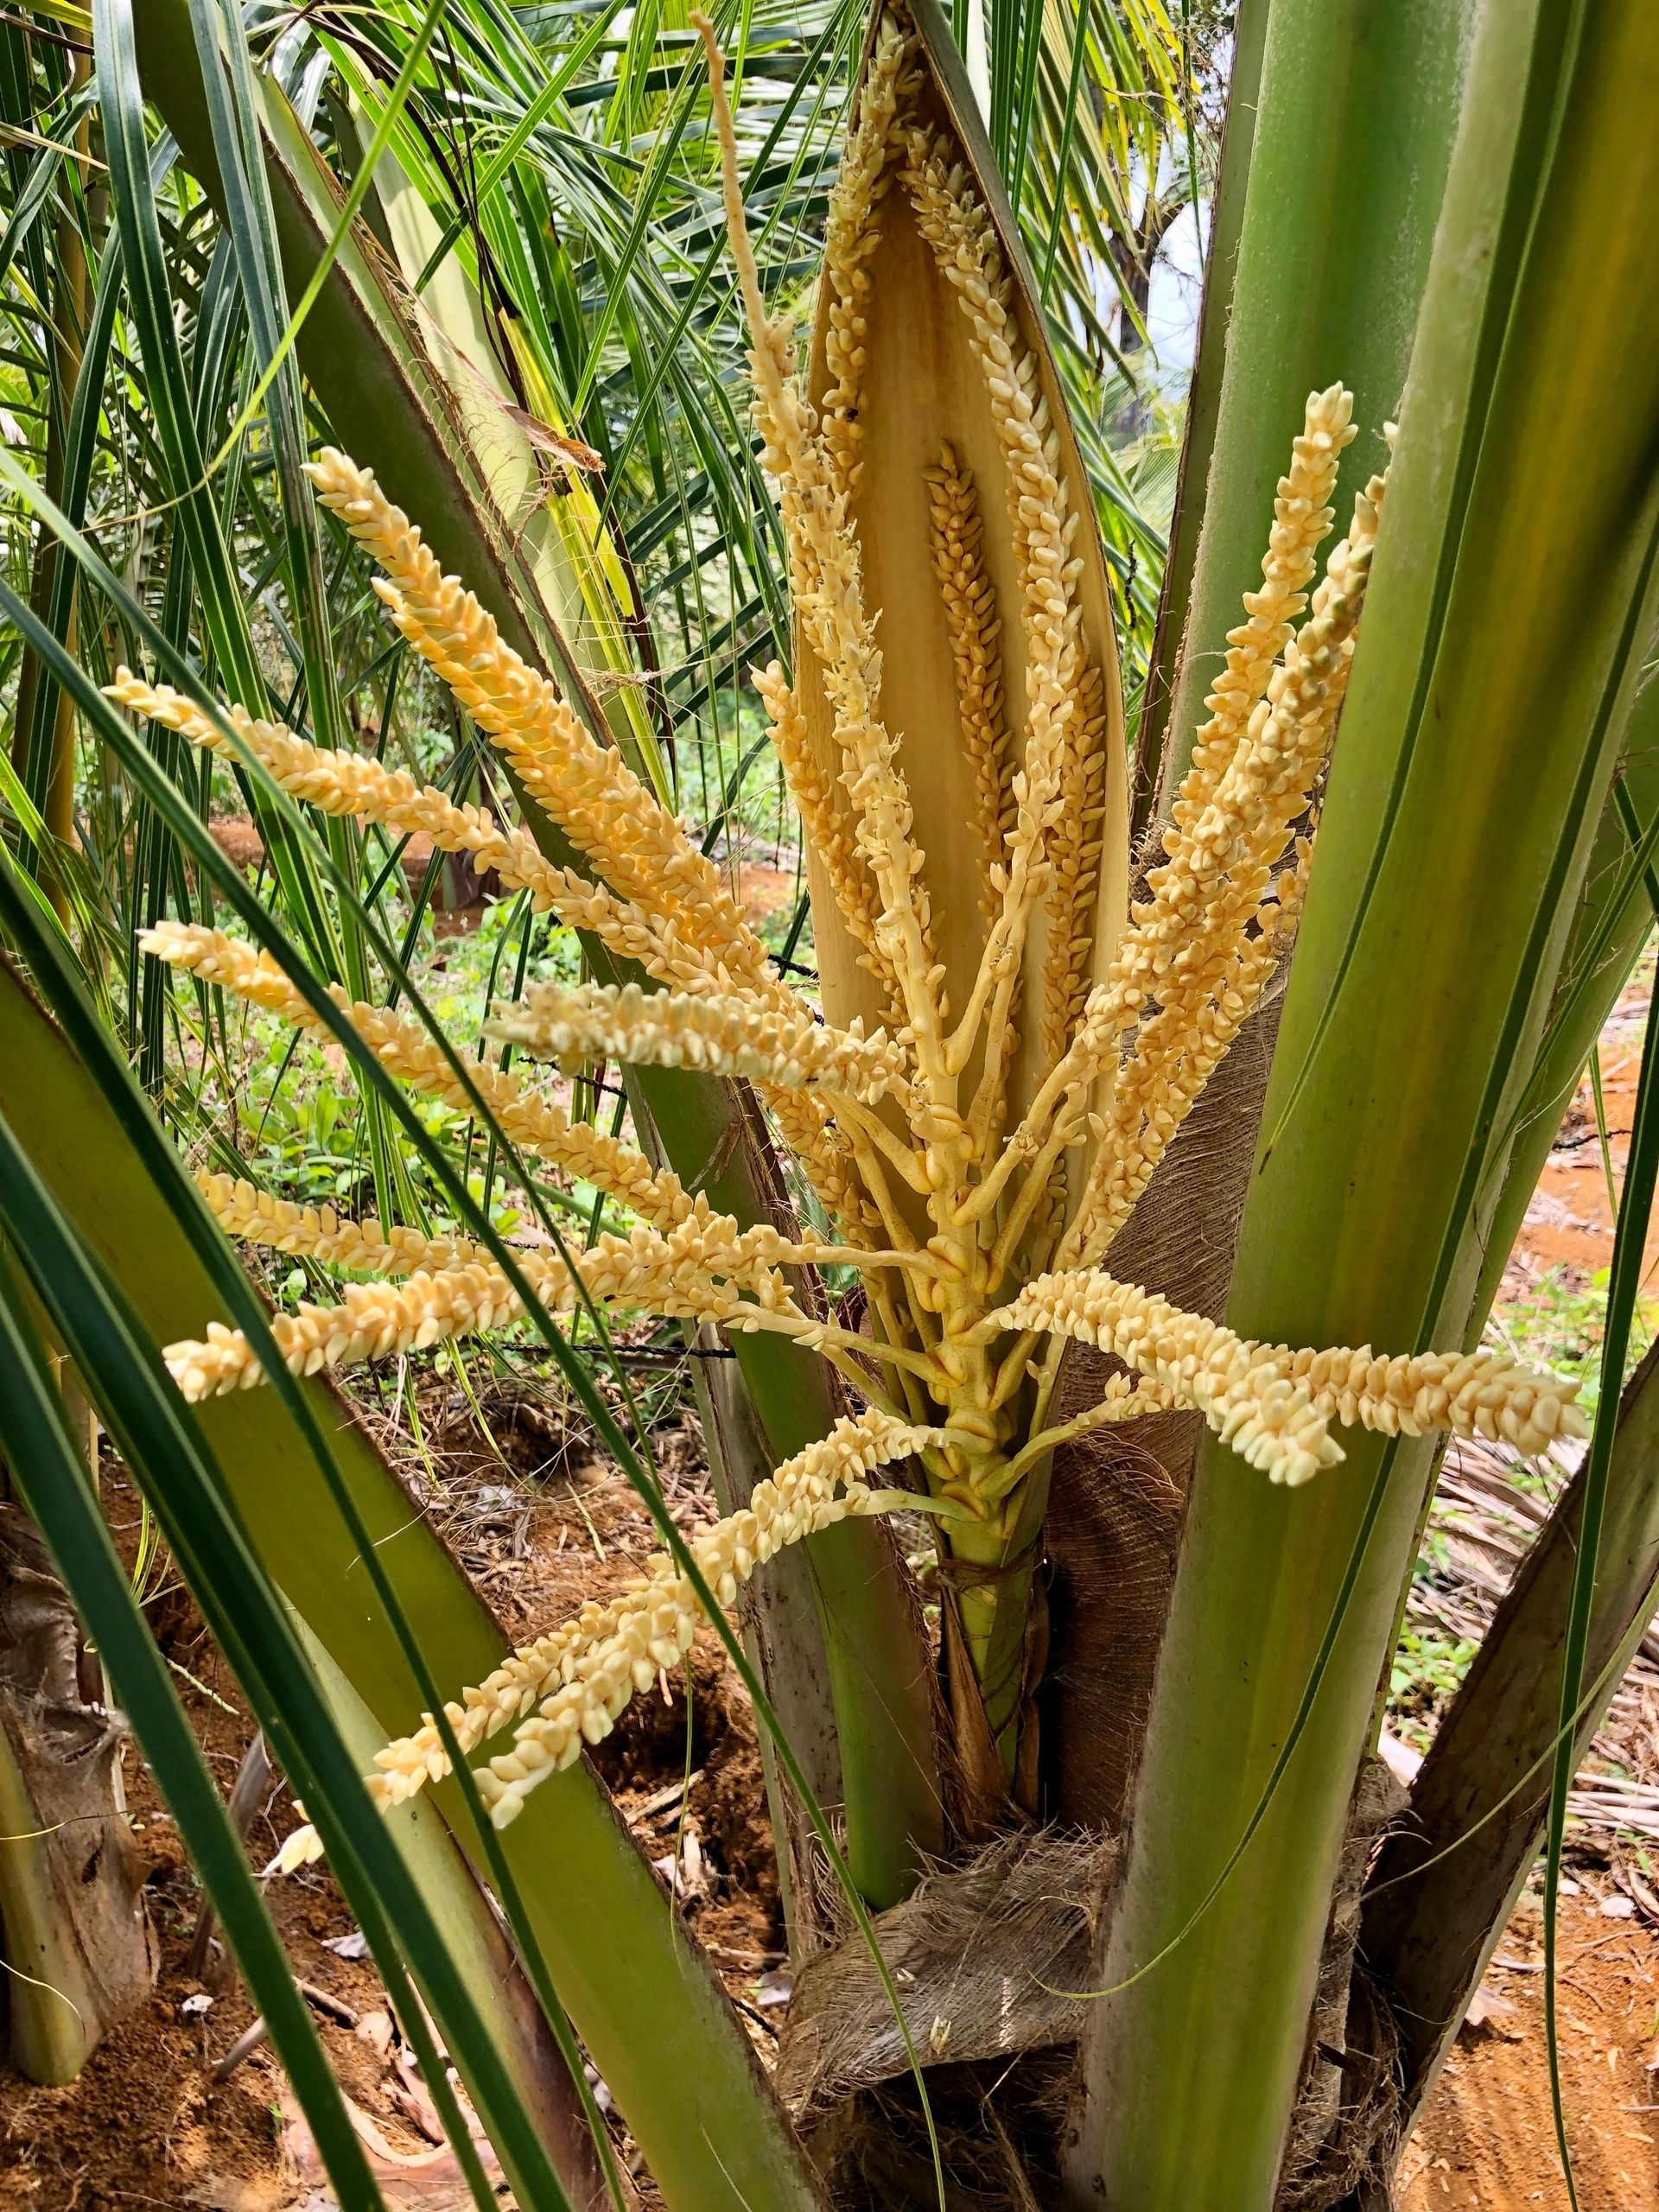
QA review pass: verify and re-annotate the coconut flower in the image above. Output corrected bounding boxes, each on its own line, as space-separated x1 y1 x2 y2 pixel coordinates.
124 4 1584 1828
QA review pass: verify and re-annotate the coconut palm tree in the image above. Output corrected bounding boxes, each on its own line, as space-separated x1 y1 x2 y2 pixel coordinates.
3 1 1659 2207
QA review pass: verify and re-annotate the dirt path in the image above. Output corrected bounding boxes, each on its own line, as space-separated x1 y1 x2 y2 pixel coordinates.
1402 1893 1659 2211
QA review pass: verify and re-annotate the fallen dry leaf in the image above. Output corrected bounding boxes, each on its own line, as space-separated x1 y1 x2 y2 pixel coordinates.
1462 1980 1522 2039
279 2088 504 2206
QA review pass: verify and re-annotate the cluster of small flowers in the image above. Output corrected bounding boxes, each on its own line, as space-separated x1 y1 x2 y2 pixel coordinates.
283 451 874 1238
198 1172 798 1319
303 449 777 1005
818 14 916 495
764 381 940 1035
941 392 1367 1260
526 865 762 1004
991 1269 1344 1487
141 922 709 1236
486 976 915 1107
147 928 918 1389
365 1411 938 1827
995 1269 1586 1484
105 665 819 1030
118 508 878 1305
698 16 943 1051
1017 389 1357 1138
774 1081 892 1247
1120 414 1370 988
753 661 890 996
343 989 732 1232
1044 432 1391 1268
1166 385 1357 838
473 1475 886 1827
925 444 1014 925
198 1173 470 1277
1251 1342 1586 1456
164 1213 828 1402
104 671 565 912
165 1265 524 1401
1039 654 1110 1073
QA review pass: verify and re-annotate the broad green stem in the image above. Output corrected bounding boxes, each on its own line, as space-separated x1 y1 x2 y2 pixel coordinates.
1067 5 1659 2199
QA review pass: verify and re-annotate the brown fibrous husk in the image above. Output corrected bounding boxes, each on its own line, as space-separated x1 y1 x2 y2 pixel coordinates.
778 1831 1114 2122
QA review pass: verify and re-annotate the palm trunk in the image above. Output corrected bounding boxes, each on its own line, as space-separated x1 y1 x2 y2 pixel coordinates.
0 1492 155 2082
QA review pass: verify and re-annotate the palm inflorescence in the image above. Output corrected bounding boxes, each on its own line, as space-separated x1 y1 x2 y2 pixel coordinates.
120 6 1582 1835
